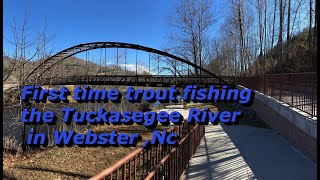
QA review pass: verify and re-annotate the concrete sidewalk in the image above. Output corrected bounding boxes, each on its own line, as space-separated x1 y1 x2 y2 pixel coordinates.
182 124 317 180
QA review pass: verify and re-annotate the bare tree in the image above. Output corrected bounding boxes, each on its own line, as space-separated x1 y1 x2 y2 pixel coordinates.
287 0 291 42
3 15 55 85
206 0 316 75
224 0 255 75
3 13 55 152
248 0 268 72
313 0 317 48
167 0 214 76
271 0 277 49
278 0 284 70
308 0 313 48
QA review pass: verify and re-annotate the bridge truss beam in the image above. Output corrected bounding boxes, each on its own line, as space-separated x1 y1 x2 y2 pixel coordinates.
25 42 232 86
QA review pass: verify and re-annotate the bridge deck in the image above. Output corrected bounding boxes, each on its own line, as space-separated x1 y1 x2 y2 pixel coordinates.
182 124 317 180
26 75 235 87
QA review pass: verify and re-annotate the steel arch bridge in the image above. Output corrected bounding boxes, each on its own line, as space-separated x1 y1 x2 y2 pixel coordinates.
24 42 234 87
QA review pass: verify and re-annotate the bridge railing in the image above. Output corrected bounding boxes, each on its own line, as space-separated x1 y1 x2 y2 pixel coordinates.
89 121 205 180
30 74 235 87
144 123 205 180
235 72 317 117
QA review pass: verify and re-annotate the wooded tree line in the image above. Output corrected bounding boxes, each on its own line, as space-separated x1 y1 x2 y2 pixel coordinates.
168 0 317 76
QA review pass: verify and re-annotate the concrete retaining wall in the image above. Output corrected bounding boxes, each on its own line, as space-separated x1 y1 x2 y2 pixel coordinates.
237 85 317 163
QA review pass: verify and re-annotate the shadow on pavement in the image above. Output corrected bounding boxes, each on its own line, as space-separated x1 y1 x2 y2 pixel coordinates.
183 126 256 180
221 124 317 180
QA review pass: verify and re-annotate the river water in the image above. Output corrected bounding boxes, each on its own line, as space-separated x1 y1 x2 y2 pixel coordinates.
3 98 173 146
3 101 147 144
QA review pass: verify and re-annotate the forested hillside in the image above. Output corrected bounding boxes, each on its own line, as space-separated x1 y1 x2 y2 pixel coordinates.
167 0 317 77
247 27 316 74
3 55 137 85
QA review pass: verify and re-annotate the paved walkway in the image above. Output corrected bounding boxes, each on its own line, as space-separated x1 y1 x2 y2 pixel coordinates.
182 124 317 180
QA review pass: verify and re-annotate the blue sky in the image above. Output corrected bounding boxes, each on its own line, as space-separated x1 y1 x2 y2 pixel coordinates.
3 0 311 54
3 0 229 53
3 1 179 52
3 0 228 71
4 0 311 63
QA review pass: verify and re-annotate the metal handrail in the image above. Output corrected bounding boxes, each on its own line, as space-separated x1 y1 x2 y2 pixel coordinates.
89 121 205 180
235 72 317 117
89 126 176 180
144 124 201 180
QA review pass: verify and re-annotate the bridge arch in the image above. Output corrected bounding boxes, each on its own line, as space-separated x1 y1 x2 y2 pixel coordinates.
25 42 230 86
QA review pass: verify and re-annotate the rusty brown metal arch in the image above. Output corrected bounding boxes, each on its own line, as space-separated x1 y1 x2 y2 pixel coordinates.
24 42 229 85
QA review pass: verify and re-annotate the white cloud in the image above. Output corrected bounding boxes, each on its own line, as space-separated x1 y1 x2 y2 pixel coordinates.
119 64 152 74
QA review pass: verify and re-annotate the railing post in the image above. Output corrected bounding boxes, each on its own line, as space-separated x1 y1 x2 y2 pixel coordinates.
136 75 138 86
279 73 282 101
311 74 315 118
162 76 164 86
123 163 126 180
291 73 294 106
263 74 266 94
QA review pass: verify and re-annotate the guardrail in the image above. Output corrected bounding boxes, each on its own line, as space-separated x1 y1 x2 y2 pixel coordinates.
236 72 317 117
145 123 205 180
89 121 205 180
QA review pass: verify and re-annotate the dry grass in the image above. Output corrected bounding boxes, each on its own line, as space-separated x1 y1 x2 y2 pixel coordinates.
3 124 169 180
3 136 22 156
4 146 133 179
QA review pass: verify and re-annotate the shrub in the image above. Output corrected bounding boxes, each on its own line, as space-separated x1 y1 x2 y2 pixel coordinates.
138 100 151 112
3 136 22 156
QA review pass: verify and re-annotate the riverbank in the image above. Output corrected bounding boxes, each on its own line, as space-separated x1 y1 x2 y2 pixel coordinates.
3 102 268 179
